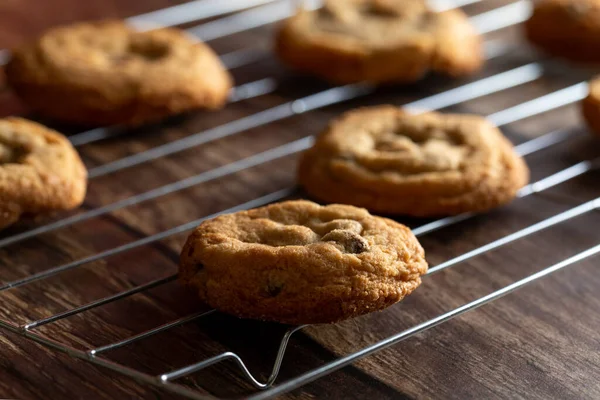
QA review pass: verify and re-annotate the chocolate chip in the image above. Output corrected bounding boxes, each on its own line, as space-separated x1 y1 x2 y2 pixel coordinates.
187 246 194 257
128 41 170 61
347 236 369 254
266 282 283 297
321 229 370 254
194 263 204 272
0 145 27 165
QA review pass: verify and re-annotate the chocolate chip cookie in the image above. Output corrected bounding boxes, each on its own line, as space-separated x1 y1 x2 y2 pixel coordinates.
0 118 87 230
179 200 428 324
524 0 600 63
582 76 600 135
275 0 483 84
298 106 529 216
6 20 232 126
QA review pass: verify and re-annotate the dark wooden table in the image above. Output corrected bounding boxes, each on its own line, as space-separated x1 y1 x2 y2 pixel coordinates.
1 0 599 399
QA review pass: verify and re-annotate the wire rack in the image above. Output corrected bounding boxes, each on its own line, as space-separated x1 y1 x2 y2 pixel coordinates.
0 0 599 399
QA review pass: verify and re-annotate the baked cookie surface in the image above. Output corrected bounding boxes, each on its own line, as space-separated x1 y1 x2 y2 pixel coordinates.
582 76 600 135
275 0 483 84
6 20 232 126
298 106 529 216
524 0 600 63
0 118 87 230
180 200 427 324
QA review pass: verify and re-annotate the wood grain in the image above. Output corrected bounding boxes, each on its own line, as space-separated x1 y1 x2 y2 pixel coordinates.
0 0 599 399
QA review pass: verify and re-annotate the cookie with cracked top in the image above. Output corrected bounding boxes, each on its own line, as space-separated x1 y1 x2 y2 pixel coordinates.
524 0 600 63
0 118 87 230
5 20 232 126
179 200 428 324
275 0 483 84
298 106 529 216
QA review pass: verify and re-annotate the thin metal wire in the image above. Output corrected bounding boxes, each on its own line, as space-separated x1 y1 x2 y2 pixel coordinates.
430 0 488 11
0 68 545 257
468 0 530 34
5 205 600 398
0 188 296 291
427 198 599 274
69 0 310 149
514 128 574 156
2 240 597 400
84 4 531 179
488 83 588 126
27 0 501 150
129 192 598 387
0 76 572 251
89 309 217 355
0 320 217 400
9 135 590 388
0 71 583 287
160 325 306 388
3 149 591 368
412 155 598 237
64 0 501 152
247 243 600 400
86 84 370 178
69 40 513 148
0 138 315 254
0 0 283 67
128 0 280 29
403 63 543 113
518 159 599 196
69 77 279 147
45 76 593 397
189 0 320 41
23 275 178 330
86 154 594 388
218 47 270 70
5 149 590 353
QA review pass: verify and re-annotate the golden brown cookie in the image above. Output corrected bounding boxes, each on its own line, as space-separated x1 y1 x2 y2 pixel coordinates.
0 118 87 230
582 76 600 135
5 20 232 126
298 106 529 216
179 200 427 324
524 0 600 63
275 0 483 84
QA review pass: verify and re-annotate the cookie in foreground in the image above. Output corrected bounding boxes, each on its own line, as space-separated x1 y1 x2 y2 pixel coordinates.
0 118 87 230
582 76 600 135
6 20 232 126
275 0 483 84
298 106 529 216
524 0 600 63
179 200 428 324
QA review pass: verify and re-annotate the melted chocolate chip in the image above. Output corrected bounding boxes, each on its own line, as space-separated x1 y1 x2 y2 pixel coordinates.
128 41 170 61
322 229 370 254
0 144 27 165
266 282 283 297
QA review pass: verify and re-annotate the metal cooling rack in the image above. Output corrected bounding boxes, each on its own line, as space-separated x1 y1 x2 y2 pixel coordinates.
0 0 599 399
